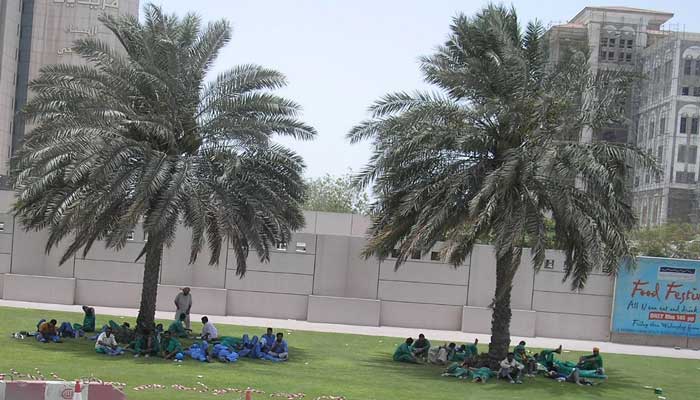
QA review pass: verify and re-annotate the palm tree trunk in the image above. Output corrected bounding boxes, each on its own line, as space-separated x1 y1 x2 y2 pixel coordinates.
488 249 514 365
135 239 163 333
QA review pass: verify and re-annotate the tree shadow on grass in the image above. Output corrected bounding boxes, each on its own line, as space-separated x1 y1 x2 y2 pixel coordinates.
7 337 311 367
360 352 638 399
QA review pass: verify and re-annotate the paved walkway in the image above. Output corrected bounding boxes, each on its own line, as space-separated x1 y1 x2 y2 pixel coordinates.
2 299 699 360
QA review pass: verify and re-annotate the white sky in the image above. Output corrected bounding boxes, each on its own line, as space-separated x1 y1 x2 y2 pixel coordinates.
160 0 700 178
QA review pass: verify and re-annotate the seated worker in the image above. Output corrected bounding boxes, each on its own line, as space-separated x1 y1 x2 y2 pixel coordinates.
452 338 479 362
95 327 124 356
238 334 263 359
73 306 96 334
266 332 289 361
546 365 594 386
412 334 430 360
168 313 190 338
498 352 524 384
429 343 456 365
535 345 562 369
577 347 604 372
393 338 418 363
513 340 537 376
200 316 218 341
261 328 276 351
108 320 135 344
37 319 61 343
132 328 160 358
162 331 185 361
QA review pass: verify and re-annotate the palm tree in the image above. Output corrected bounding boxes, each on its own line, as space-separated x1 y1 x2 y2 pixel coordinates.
349 5 655 363
12 4 316 332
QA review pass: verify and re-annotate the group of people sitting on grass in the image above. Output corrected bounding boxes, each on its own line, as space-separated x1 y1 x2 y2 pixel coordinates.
394 334 606 385
31 306 290 363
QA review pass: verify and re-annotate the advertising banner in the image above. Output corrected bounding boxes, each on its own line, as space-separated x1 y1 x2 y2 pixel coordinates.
612 257 700 337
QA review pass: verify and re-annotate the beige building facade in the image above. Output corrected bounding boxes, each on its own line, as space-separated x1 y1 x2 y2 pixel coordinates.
549 7 700 225
0 0 139 179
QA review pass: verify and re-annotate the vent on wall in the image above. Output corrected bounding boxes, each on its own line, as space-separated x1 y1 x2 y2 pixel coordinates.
295 242 307 252
544 259 555 269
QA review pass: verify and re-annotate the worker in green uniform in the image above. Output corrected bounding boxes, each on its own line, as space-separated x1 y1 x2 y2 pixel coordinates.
411 334 430 360
162 331 184 360
168 313 190 338
442 362 470 378
577 347 603 371
535 345 562 369
72 306 96 333
470 367 495 383
465 338 479 358
513 340 536 376
132 328 160 358
393 338 418 363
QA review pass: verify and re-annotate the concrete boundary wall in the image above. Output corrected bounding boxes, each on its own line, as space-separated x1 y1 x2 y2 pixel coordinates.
3 274 75 305
307 296 380 326
0 192 639 343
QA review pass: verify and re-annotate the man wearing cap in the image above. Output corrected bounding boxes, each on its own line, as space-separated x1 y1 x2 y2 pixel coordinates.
577 347 603 371
174 287 192 330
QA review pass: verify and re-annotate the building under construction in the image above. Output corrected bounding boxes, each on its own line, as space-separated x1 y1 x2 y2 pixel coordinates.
548 6 700 226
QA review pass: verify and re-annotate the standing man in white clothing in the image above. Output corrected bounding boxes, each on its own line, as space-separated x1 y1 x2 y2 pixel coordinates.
174 287 192 330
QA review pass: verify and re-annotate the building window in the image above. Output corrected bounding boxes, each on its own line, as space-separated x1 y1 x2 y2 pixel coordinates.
645 174 651 184
608 51 615 60
657 145 663 162
544 259 555 269
390 248 400 258
410 250 421 260
626 39 633 49
684 59 693 75
634 176 640 187
678 145 687 162
275 241 287 251
659 117 666 135
694 87 700 97
0 222 4 231
693 118 700 135
696 61 700 76
600 37 608 47
681 87 690 96
676 171 696 183
430 251 441 261
625 53 632 63
618 52 625 62
609 38 616 47
295 242 307 252
680 117 687 134
689 145 698 163
649 120 655 138
599 50 607 61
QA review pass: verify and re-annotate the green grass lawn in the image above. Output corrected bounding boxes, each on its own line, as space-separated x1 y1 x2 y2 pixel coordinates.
0 306 698 400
